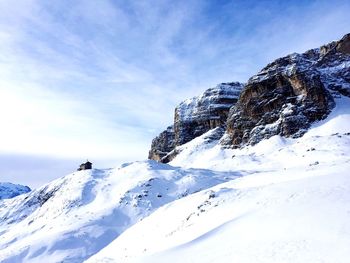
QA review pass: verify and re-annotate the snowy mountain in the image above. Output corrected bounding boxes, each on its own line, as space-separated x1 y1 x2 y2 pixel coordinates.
86 96 350 263
0 183 31 200
149 82 243 162
1 34 350 263
0 162 239 262
149 33 350 156
224 33 350 147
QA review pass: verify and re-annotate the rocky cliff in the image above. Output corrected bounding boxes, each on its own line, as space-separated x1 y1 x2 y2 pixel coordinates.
149 33 350 160
149 82 243 162
174 82 243 146
148 126 175 161
223 33 350 147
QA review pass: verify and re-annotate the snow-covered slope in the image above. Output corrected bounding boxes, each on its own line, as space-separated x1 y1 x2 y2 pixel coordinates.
170 96 350 172
94 165 350 263
85 96 350 263
0 161 239 262
1 96 349 263
0 183 31 199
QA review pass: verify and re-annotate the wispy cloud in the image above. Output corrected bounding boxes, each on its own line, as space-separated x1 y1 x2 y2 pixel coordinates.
0 0 349 186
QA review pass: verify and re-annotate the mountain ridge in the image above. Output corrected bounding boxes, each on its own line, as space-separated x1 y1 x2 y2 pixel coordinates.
149 33 350 158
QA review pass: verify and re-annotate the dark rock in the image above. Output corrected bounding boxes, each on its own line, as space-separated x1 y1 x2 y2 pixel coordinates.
149 82 243 162
173 82 243 146
148 126 175 161
336 33 350 55
160 148 182 164
149 33 350 156
223 33 350 147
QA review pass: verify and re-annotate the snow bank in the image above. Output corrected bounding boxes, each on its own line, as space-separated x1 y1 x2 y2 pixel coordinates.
0 161 239 262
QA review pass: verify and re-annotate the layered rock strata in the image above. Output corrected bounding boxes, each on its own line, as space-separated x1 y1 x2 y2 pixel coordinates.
149 82 243 162
149 33 350 160
223 33 350 147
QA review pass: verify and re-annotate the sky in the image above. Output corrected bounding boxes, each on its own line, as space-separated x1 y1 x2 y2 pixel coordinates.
0 0 349 188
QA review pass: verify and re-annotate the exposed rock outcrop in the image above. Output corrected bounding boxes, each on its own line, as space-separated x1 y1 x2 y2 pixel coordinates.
174 82 243 146
335 33 350 55
149 33 350 158
223 33 350 147
148 82 243 162
148 126 175 162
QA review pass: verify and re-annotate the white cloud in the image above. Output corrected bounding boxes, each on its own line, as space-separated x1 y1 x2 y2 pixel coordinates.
0 0 349 185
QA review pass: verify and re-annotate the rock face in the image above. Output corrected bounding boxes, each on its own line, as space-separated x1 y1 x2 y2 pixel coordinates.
335 33 350 55
174 82 243 146
148 126 175 161
149 33 350 158
223 33 350 147
148 82 243 162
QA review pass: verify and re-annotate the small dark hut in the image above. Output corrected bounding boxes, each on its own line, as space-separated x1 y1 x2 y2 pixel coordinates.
77 160 92 171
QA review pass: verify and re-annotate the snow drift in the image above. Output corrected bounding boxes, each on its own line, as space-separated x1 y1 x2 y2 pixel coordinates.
0 161 239 262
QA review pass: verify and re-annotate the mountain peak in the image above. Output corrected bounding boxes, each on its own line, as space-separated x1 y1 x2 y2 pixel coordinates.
336 33 350 54
148 82 244 162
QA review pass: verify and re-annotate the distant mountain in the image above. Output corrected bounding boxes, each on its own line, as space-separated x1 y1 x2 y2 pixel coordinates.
1 34 350 263
0 182 31 199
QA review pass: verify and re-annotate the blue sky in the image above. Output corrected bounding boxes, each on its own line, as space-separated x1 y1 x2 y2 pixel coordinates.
0 0 349 187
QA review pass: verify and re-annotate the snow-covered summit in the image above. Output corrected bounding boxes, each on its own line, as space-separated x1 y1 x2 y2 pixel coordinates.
0 182 31 199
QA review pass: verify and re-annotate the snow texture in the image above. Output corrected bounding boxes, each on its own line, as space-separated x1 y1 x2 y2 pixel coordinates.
0 161 239 262
86 96 350 263
0 96 349 263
